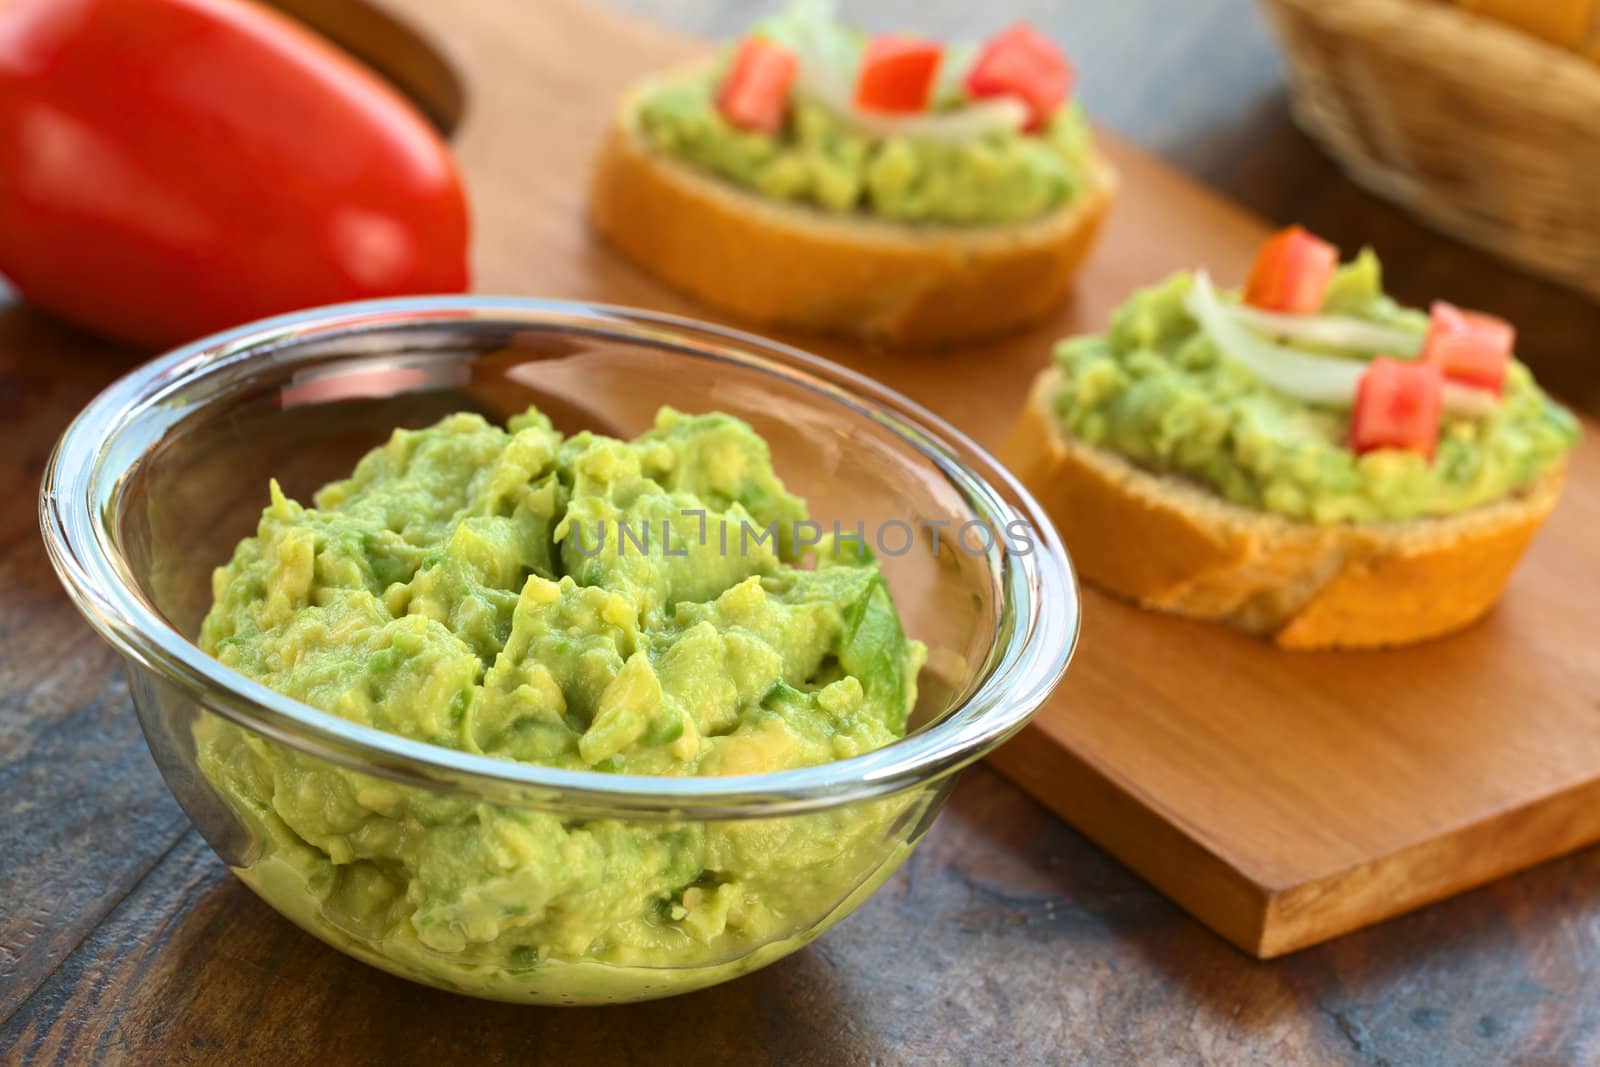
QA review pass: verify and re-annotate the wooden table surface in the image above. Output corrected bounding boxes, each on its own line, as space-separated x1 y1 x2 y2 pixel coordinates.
5 2 1600 1065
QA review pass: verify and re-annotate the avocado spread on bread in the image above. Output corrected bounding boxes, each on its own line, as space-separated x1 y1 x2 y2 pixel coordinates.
1050 253 1579 523
638 82 1092 224
635 3 1097 225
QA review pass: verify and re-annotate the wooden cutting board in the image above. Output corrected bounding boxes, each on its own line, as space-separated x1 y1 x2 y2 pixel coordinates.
370 0 1600 958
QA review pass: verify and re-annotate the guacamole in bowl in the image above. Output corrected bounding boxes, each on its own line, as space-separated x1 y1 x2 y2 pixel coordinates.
42 297 1078 1005
197 406 927 1001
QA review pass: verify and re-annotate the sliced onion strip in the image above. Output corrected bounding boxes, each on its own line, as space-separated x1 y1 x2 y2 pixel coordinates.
1228 304 1424 356
810 94 1029 142
1185 272 1498 418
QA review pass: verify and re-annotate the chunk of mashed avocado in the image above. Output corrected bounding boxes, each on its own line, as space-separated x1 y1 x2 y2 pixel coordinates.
1051 251 1580 523
196 406 927 1002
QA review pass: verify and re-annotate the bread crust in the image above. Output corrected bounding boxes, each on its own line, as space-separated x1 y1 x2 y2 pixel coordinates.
1005 368 1567 649
588 84 1116 346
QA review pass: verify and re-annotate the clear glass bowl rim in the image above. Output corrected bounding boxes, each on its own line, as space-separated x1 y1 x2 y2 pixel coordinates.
39 296 1081 819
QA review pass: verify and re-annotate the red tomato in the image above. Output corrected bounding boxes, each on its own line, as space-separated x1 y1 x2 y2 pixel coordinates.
0 0 470 350
964 22 1075 130
1350 356 1443 459
855 35 943 114
1423 300 1514 394
716 36 798 133
1243 226 1338 314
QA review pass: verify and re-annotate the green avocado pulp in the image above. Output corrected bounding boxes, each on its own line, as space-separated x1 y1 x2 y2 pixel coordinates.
636 72 1095 225
196 406 928 1002
1050 252 1580 523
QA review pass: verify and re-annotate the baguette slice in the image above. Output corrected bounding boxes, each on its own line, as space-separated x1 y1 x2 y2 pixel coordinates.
589 76 1116 346
1005 367 1567 649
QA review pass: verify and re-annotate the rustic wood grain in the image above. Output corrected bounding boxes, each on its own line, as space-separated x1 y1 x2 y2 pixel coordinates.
8 773 1600 1066
0 307 196 1026
4 0 1600 1063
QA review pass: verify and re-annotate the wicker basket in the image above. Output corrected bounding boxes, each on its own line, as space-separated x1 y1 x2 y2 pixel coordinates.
1258 0 1600 301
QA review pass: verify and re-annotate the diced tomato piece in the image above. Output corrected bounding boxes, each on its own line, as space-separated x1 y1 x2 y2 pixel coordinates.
1350 357 1444 459
964 22 1074 130
1423 301 1514 395
855 34 943 113
716 37 799 133
1243 226 1339 314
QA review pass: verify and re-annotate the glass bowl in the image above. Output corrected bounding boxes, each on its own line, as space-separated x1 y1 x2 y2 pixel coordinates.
40 297 1079 1005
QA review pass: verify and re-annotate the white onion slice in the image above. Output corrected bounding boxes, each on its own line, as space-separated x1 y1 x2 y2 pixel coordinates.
1185 272 1498 418
1228 304 1424 357
1443 380 1503 418
1186 272 1365 405
802 90 1029 141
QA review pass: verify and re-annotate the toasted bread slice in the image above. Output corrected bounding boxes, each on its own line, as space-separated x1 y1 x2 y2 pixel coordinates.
589 77 1116 346
1005 367 1567 649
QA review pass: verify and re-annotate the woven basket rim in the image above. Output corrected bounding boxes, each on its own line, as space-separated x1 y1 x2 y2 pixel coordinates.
1260 0 1600 119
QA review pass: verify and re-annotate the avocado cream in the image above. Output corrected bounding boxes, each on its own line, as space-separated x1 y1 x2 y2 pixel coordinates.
636 74 1093 225
1050 252 1579 523
196 407 926 1001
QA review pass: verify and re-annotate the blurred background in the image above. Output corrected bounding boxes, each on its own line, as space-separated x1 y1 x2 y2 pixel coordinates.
609 0 1600 414
613 0 1281 186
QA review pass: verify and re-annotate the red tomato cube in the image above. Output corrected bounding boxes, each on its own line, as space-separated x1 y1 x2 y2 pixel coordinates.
855 35 944 113
1350 357 1444 459
1243 226 1339 314
1423 301 1514 394
964 22 1075 130
717 37 799 133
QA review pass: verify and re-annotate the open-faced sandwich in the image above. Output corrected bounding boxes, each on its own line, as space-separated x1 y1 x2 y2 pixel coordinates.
1005 227 1581 649
590 1 1115 345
